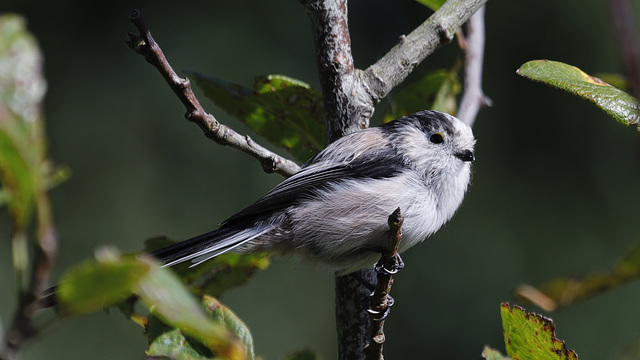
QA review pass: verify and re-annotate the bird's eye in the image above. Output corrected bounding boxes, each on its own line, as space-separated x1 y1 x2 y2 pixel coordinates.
430 132 444 144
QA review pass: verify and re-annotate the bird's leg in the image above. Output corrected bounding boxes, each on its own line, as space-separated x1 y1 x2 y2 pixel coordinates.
375 251 404 275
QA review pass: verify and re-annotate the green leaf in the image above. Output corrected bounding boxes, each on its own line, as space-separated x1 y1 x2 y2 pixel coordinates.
203 296 255 360
501 303 578 360
517 60 640 131
189 73 325 162
415 0 446 11
56 248 149 314
147 324 211 360
514 238 640 311
481 345 510 360
145 296 255 360
0 14 47 230
385 68 460 123
136 257 247 360
58 251 247 360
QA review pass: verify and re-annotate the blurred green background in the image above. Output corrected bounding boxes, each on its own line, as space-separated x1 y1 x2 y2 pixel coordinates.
1 0 640 359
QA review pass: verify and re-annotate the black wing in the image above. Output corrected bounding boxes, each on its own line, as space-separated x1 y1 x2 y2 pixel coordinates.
222 143 405 226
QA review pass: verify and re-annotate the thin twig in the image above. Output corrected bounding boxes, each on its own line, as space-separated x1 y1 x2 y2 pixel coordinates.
608 0 640 100
457 5 492 127
125 10 301 177
365 208 404 360
361 0 488 106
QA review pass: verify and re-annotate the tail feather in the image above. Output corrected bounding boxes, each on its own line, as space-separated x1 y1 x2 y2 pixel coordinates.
150 223 274 267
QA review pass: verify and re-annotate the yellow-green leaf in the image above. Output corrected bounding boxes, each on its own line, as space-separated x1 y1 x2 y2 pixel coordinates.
501 303 578 360
517 60 640 131
202 296 254 360
136 257 246 360
415 0 446 11
514 238 640 311
57 251 247 360
56 252 150 314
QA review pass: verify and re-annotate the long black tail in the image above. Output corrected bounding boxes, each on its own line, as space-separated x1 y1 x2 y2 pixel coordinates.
150 222 274 267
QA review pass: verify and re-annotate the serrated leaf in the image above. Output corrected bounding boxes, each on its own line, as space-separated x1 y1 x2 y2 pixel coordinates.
481 345 510 360
203 296 254 360
136 257 246 360
415 0 446 11
514 238 640 311
189 73 325 162
501 303 578 360
385 68 460 123
148 332 210 360
517 60 640 131
0 14 47 230
145 296 254 360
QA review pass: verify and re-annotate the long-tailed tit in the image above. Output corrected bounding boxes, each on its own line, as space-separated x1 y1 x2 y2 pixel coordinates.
151 110 475 274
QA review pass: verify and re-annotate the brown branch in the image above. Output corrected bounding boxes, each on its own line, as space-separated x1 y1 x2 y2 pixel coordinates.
299 0 373 139
365 208 404 360
298 2 378 359
125 10 301 177
608 0 640 100
457 5 492 127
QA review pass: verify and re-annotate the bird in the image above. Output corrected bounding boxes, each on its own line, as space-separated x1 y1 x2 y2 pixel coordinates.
149 110 475 275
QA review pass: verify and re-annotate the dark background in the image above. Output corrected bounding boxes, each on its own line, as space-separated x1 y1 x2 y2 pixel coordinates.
1 1 640 359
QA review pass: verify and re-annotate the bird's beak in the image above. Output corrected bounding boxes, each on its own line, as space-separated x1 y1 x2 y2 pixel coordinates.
456 150 475 162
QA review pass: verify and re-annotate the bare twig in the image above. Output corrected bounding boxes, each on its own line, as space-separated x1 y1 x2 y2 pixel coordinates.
361 0 488 107
365 208 404 360
608 0 640 100
125 10 301 177
457 5 492 127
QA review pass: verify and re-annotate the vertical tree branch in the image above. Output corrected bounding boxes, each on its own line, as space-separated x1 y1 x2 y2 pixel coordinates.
457 5 491 127
608 0 640 100
300 0 373 139
298 1 487 359
298 2 375 359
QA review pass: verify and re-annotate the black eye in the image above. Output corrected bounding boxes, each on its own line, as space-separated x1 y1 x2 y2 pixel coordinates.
430 132 444 144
